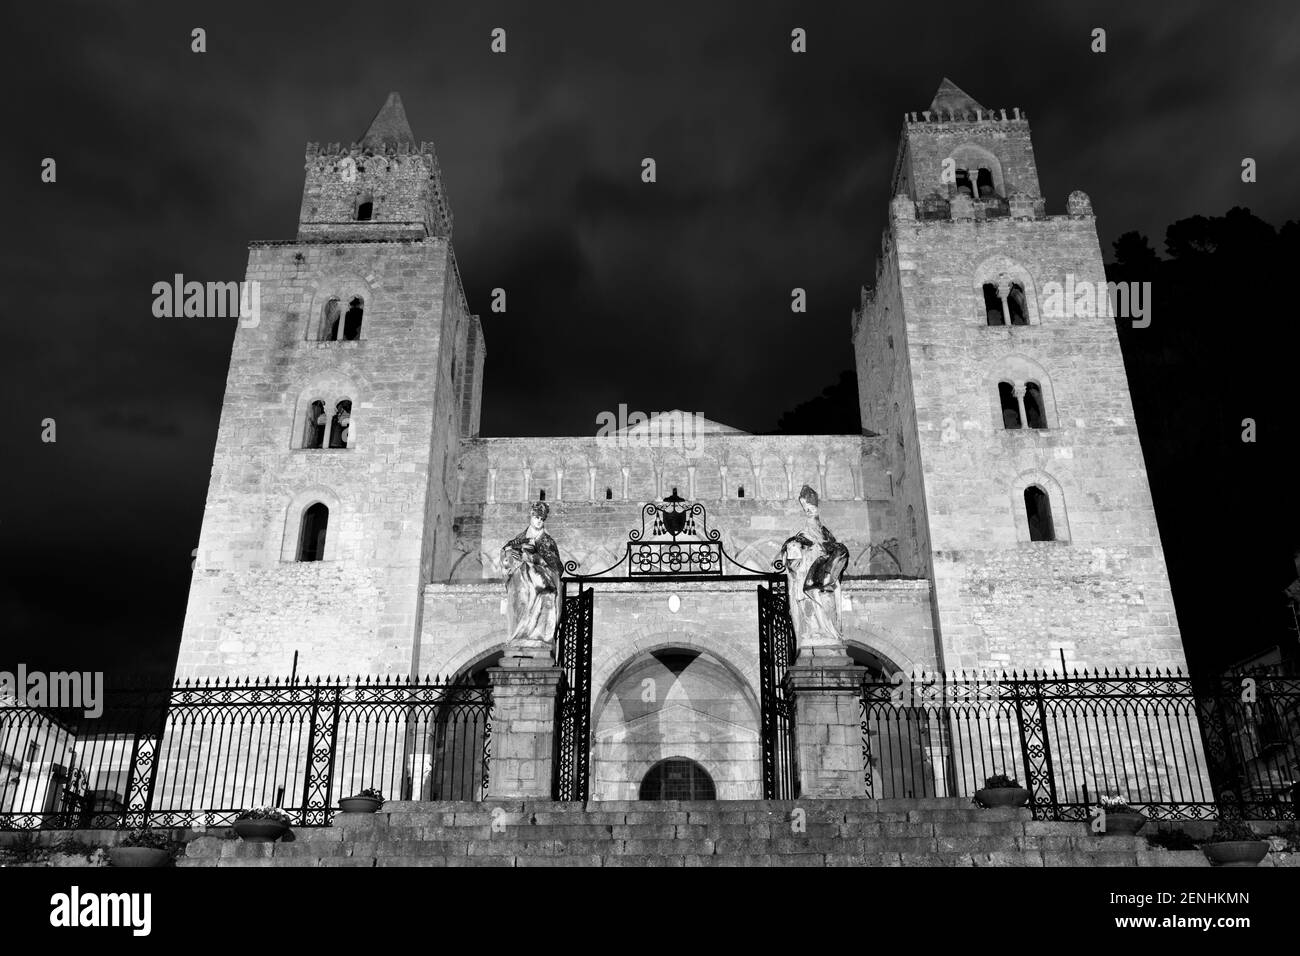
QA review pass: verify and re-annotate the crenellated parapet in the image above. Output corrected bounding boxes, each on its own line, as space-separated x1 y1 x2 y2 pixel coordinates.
299 140 453 240
903 106 1028 127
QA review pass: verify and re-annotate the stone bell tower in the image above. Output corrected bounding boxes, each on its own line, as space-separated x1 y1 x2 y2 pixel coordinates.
854 79 1187 674
176 93 485 679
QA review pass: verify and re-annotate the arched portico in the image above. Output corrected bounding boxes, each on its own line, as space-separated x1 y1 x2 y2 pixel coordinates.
589 645 761 801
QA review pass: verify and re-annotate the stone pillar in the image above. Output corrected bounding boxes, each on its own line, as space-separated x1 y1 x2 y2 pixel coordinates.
487 661 563 799
1013 384 1028 430
785 653 867 798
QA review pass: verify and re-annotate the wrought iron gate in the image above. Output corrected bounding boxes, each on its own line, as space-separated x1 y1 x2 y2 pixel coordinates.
552 586 594 800
549 491 797 802
758 578 798 799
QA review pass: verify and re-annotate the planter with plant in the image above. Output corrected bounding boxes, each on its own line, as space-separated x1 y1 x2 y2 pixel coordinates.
232 807 293 843
1201 819 1270 867
109 830 175 868
973 773 1031 809
1095 795 1147 836
338 788 385 814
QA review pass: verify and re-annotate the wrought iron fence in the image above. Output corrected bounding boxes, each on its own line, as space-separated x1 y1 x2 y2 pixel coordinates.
0 676 492 830
860 669 1299 821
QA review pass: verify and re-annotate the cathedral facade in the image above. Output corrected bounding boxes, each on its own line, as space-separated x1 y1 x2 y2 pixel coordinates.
175 83 1188 799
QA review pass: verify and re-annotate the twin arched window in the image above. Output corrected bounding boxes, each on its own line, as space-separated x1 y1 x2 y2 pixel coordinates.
319 297 364 341
955 166 996 199
302 398 353 449
998 381 1046 429
984 282 1028 326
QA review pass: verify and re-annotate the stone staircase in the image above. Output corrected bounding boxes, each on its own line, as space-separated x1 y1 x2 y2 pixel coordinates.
179 798 1214 867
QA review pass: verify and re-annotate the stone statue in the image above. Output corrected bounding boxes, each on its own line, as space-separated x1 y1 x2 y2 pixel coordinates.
501 501 564 658
780 485 850 652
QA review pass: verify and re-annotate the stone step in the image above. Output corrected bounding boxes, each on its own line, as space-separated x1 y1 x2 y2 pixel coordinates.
178 800 1188 868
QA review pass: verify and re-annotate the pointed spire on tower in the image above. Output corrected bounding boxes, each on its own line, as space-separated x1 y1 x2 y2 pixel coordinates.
360 92 415 150
928 78 985 115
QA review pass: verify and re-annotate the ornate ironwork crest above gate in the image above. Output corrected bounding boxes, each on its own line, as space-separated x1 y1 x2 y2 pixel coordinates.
564 489 783 582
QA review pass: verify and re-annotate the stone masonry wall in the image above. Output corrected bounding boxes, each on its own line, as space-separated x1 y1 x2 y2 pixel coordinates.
882 196 1185 672
447 434 905 582
176 238 462 678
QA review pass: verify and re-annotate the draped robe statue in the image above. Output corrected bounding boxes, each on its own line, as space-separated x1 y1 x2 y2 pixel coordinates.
779 485 850 653
501 501 564 658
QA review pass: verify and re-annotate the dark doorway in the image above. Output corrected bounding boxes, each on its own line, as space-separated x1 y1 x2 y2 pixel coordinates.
639 757 716 801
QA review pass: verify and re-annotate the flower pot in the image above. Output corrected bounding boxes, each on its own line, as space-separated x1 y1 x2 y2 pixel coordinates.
338 796 383 814
1102 811 1147 836
974 786 1030 808
233 819 290 843
1202 840 1270 867
109 846 170 868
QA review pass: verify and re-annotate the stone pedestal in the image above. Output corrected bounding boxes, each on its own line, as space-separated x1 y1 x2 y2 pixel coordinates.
785 654 867 798
487 661 563 799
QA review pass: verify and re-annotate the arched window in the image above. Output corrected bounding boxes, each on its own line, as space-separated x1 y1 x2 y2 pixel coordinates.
329 400 352 448
976 168 995 197
538 489 546 501
983 284 1004 326
343 297 364 340
639 757 716 801
737 485 745 499
320 298 341 341
1024 382 1046 429
1007 284 1028 326
298 503 329 561
998 382 1022 429
954 168 972 197
1024 486 1055 542
605 487 613 500
355 194 373 221
303 400 326 448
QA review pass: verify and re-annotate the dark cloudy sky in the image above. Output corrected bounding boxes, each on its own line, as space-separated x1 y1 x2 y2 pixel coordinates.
4 0 1299 678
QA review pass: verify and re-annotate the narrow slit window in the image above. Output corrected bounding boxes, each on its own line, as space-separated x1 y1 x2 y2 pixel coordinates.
304 399 327 448
1024 382 1046 429
321 298 341 341
983 284 1004 326
1008 283 1028 325
343 297 363 340
999 382 1022 429
329 400 352 448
